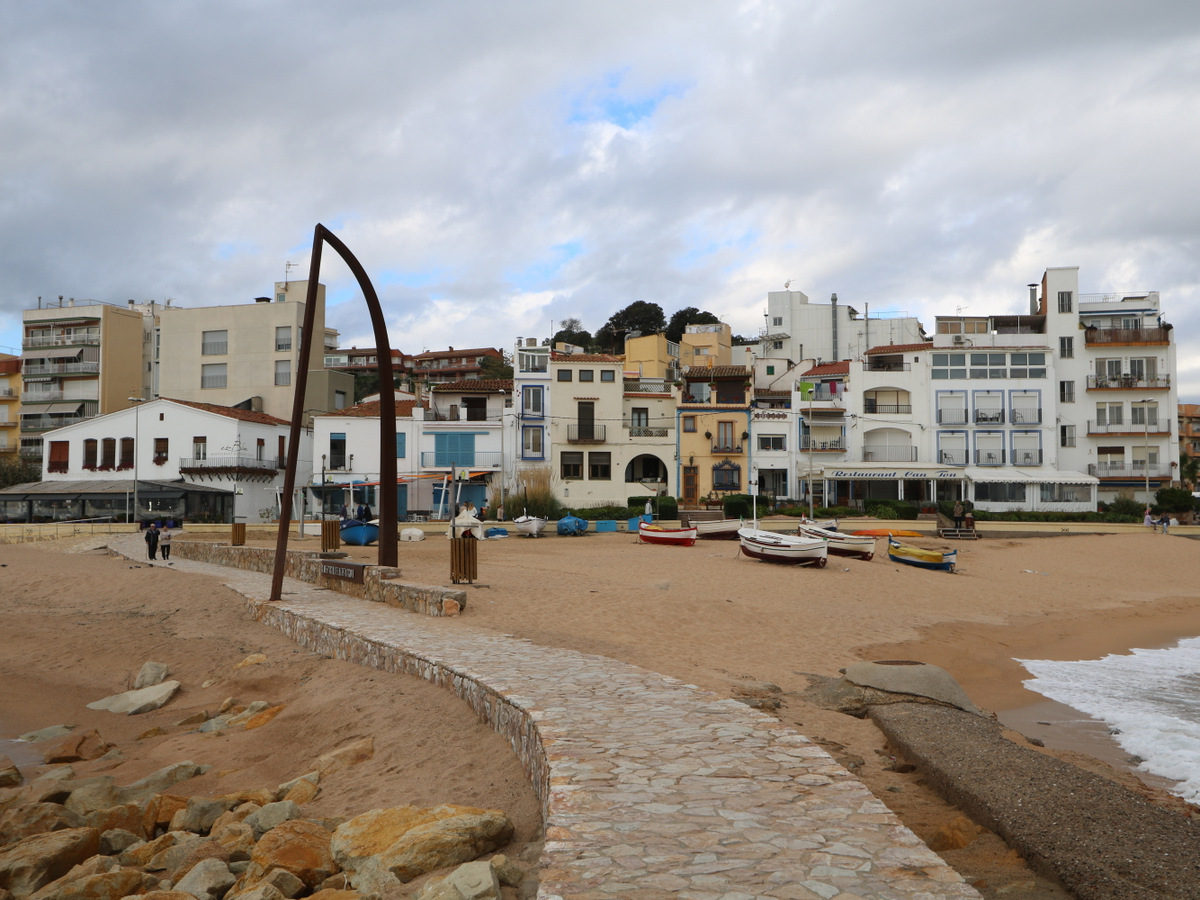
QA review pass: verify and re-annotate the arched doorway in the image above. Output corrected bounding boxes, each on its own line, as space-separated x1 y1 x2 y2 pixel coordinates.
624 453 669 493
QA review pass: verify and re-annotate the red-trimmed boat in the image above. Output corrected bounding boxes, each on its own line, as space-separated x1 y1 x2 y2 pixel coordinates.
638 521 698 547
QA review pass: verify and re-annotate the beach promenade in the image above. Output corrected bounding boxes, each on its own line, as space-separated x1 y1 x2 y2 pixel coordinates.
107 534 979 899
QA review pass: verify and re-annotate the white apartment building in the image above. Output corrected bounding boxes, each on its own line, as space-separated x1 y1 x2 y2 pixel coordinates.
513 338 552 487
758 289 926 365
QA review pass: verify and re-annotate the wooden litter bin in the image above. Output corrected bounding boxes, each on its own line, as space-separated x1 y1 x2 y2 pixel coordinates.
321 518 341 552
450 536 477 584
231 522 246 546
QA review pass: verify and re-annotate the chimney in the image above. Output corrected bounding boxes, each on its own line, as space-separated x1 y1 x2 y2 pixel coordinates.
1028 284 1039 315
830 293 838 361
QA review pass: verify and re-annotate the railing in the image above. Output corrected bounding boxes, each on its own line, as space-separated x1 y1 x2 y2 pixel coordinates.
1086 374 1170 390
22 361 100 376
863 403 912 414
865 361 910 372
21 391 64 402
201 341 228 355
710 443 744 454
19 414 89 431
0 419 18 427
1012 450 1043 466
975 450 1006 465
19 446 43 459
627 426 671 438
800 438 847 451
423 408 501 422
23 334 101 348
0 388 14 397
1088 463 1172 479
178 455 281 472
937 409 968 425
800 387 839 402
1084 326 1170 345
419 451 502 468
974 409 1004 424
861 446 918 462
623 380 673 393
567 424 607 443
1010 408 1042 424
1087 420 1168 435
937 450 968 466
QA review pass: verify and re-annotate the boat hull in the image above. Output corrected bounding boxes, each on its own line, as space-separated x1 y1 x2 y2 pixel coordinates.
887 538 957 572
340 520 379 546
738 528 828 566
513 516 546 538
798 524 876 560
638 522 698 547
694 518 741 540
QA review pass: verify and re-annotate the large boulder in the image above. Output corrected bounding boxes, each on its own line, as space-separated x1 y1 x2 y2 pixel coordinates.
172 858 234 900
28 863 144 900
120 764 207 805
238 820 335 891
41 733 110 766
0 758 22 789
63 780 120 817
133 663 170 691
83 805 144 840
169 799 239 836
86 682 180 717
0 827 101 899
242 804 298 841
330 806 513 891
0 804 86 843
416 860 500 900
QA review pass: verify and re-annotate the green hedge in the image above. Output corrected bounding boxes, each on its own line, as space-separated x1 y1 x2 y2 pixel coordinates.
629 495 678 519
863 499 920 520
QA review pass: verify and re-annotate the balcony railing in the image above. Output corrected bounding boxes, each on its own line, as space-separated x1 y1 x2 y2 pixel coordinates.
19 414 89 431
974 409 1004 424
1084 326 1170 345
567 424 607 443
975 449 1006 465
1088 463 1172 479
419 451 502 468
710 443 744 454
863 402 912 415
1011 449 1043 466
865 360 911 373
22 391 64 403
1010 408 1042 424
1086 374 1171 390
423 408 501 422
623 380 672 393
800 438 847 451
178 455 281 473
23 334 101 348
626 426 671 437
937 409 968 425
937 450 968 466
861 446 917 462
19 446 43 459
22 361 100 376
0 419 18 428
1087 420 1168 435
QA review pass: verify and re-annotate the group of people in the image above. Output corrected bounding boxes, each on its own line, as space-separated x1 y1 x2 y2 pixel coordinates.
1145 507 1172 534
143 523 172 561
339 503 373 522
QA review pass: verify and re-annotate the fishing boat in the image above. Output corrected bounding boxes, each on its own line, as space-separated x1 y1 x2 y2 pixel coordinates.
557 514 588 536
797 522 876 560
340 519 379 546
737 527 828 566
852 528 924 538
513 512 547 538
638 521 698 547
887 538 957 572
692 518 742 540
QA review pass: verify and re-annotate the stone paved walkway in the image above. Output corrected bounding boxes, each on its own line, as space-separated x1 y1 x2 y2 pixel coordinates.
111 536 980 899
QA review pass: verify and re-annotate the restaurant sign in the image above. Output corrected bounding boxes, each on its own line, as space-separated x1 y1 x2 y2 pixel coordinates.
320 560 368 583
826 468 963 480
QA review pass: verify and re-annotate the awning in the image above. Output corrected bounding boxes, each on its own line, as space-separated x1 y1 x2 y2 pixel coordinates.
22 347 82 361
20 402 83 416
963 467 1097 485
821 463 965 480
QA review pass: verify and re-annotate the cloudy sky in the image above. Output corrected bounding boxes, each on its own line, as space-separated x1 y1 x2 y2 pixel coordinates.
3 2 1198 399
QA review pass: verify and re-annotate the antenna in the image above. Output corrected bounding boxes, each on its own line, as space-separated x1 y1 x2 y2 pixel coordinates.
285 260 298 286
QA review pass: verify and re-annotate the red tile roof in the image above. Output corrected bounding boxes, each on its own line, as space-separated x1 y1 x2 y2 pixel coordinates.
865 342 933 355
164 398 290 426
412 347 501 359
319 399 420 418
801 361 850 376
551 352 624 363
683 365 750 378
430 379 514 392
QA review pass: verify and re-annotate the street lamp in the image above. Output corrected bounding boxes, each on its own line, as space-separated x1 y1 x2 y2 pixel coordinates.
128 395 145 526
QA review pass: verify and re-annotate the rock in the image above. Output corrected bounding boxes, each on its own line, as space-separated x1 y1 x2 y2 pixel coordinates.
136 727 168 741
86 682 181 717
145 836 207 875
0 803 86 843
63 780 120 818
243 803 299 841
330 806 513 890
209 805 259 839
487 855 523 888
441 861 499 900
216 700 237 716
276 781 316 806
84 805 144 839
224 704 269 728
225 885 284 900
240 708 284 732
121 832 193 869
274 775 317 799
130 893 195 900
0 758 22 790
260 870 303 899
841 660 983 715
209 824 253 863
314 875 347 892
121 764 207 804
196 719 232 735
170 799 239 836
441 599 460 617
16 728 74 745
174 713 208 729
143 796 190 839
305 892 356 900
232 655 266 670
28 864 143 900
97 830 141 856
314 739 372 777
134 663 170 690
171 841 231 881
0 827 101 899
238 820 335 891
172 858 234 900
215 791 274 810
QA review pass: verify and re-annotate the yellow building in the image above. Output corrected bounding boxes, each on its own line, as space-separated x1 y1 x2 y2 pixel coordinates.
0 354 21 459
677 365 753 507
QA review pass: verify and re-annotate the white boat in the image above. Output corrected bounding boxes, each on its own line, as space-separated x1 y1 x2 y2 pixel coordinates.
513 512 547 538
797 522 876 560
638 521 698 547
693 518 742 540
737 527 828 567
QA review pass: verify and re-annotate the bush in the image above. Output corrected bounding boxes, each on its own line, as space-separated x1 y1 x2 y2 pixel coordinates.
629 495 678 519
864 499 920 520
1105 495 1145 519
574 504 636 521
1156 487 1194 514
722 494 755 518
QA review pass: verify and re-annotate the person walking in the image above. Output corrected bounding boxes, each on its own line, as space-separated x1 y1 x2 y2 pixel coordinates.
144 523 160 560
160 527 172 560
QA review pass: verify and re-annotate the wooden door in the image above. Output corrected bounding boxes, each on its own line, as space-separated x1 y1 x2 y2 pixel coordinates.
683 466 699 506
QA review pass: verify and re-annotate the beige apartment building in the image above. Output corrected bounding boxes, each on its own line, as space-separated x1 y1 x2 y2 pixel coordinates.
19 300 146 463
156 280 352 422
1 354 21 459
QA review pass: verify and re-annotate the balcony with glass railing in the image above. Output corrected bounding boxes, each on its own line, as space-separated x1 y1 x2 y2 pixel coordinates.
1087 419 1169 435
1088 462 1172 479
23 334 102 349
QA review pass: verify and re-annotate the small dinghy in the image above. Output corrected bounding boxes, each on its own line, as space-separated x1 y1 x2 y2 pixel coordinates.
887 538 957 572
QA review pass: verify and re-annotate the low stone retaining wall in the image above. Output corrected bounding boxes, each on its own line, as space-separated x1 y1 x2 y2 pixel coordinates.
170 540 467 616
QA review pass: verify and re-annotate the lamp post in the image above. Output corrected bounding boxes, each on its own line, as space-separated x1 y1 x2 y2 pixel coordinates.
128 395 145 526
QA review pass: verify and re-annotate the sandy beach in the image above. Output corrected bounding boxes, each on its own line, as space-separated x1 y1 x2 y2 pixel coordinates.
3 526 1199 897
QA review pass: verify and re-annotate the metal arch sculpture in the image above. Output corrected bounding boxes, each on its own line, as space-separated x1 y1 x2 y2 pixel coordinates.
270 224 397 602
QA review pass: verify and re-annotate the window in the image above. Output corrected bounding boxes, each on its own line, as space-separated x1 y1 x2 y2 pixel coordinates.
772 316 783 326
772 340 783 350
522 426 543 459
600 370 615 382
716 421 736 450
255 438 264 462
557 369 572 382
561 451 583 480
99 438 115 469
47 440 69 473
275 360 291 386
201 363 227 389
579 370 594 382
974 482 1027 502
930 353 968 380
153 438 168 465
1059 336 1073 358
193 436 207 460
631 407 649 428
1059 381 1074 403
329 433 346 469
1096 402 1122 427
683 416 696 432
588 451 611 480
758 434 785 451
83 439 98 469
1041 483 1090 503
201 330 228 355
712 462 741 490
433 432 476 467
119 438 134 470
394 433 406 458
1058 291 1073 313
1060 425 1075 448
334 391 347 410
766 365 775 375
1132 402 1158 427
275 326 292 352
522 385 543 417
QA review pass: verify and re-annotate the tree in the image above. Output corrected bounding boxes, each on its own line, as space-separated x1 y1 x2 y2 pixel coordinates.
1180 451 1199 491
665 307 721 344
0 457 41 490
479 351 514 380
550 317 593 350
594 301 666 352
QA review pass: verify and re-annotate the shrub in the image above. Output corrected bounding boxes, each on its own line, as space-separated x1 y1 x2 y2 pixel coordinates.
1155 487 1195 514
574 504 635 521
629 495 678 519
514 467 565 520
864 499 920 520
722 494 755 518
1106 495 1145 519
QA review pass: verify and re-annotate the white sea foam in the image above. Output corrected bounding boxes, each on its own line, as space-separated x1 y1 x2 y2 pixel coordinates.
1018 636 1200 803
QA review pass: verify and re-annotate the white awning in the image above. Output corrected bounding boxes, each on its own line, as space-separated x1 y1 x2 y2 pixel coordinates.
964 466 1097 485
821 463 965 480
22 347 82 361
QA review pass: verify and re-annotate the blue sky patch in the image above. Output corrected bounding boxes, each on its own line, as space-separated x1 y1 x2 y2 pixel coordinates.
566 69 689 128
505 240 585 289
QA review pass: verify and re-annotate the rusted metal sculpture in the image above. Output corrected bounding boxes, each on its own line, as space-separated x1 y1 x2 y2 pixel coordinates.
270 224 397 601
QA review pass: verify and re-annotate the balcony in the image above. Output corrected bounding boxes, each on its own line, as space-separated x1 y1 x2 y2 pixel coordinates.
623 380 672 394
937 450 968 466
567 424 607 443
22 391 64 403
1010 408 1042 425
863 402 912 415
1087 420 1169 436
423 408 501 422
974 409 1004 424
20 414 89 432
419 451 502 469
800 437 847 452
1012 449 1044 466
22 361 100 377
865 360 911 373
23 334 101 349
861 446 918 462
625 423 671 437
937 409 968 425
975 449 1006 465
1084 325 1170 346
178 456 281 478
1088 463 1172 480
0 419 18 428
1086 374 1170 391
710 443 744 455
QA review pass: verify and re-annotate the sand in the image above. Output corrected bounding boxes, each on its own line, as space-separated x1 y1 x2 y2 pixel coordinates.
3 526 1199 897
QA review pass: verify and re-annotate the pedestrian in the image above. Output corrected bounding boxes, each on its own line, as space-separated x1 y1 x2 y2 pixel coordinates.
361 503 373 521
144 523 159 560
339 503 348 520
953 501 965 530
356 503 365 521
1144 507 1155 531
160 527 172 560
1160 513 1170 535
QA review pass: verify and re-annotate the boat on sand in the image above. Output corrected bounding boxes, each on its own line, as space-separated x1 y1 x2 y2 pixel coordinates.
887 538 957 572
798 521 876 560
638 521 698 547
738 527 828 566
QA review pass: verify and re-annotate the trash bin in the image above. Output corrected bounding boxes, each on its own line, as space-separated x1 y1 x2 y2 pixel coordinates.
321 518 341 552
231 522 246 546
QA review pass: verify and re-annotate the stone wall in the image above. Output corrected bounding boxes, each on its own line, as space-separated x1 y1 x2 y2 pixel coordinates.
170 541 467 616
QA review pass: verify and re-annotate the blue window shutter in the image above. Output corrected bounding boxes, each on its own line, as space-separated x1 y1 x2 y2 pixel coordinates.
395 433 406 458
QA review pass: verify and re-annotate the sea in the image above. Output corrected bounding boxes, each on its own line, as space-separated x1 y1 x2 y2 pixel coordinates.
1017 635 1200 805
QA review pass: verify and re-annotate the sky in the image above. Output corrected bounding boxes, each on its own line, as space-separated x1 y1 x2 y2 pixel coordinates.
2 1 1198 400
